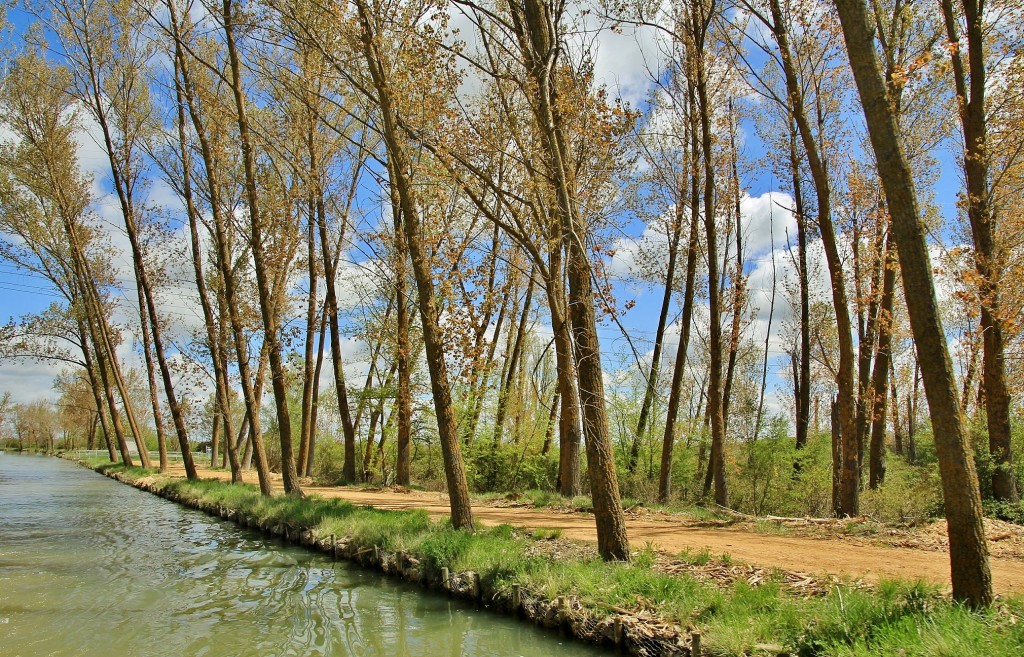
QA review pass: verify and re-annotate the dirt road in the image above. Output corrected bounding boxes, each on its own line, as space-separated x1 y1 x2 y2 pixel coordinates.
177 465 1024 595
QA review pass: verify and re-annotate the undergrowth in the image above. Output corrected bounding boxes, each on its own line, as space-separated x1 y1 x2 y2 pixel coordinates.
89 461 1024 656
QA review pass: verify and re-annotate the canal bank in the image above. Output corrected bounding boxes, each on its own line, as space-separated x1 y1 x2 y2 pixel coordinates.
68 456 1024 657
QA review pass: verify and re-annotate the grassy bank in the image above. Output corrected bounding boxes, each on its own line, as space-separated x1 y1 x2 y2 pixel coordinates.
83 459 1023 656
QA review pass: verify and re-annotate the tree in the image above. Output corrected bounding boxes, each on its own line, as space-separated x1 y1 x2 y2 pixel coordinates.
351 0 474 529
0 49 141 466
220 0 303 495
45 0 199 478
163 0 274 493
749 0 859 516
500 0 631 558
833 0 993 607
939 0 1018 502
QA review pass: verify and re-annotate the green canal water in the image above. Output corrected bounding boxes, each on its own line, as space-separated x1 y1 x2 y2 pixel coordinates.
0 454 609 657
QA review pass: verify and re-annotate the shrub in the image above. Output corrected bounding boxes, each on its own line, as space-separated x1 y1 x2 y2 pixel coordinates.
861 457 943 524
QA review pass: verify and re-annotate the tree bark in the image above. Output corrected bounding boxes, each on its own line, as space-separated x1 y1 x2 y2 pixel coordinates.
355 0 473 528
171 54 242 481
74 13 205 476
492 266 535 450
222 0 301 495
79 316 116 462
298 202 319 477
547 257 583 498
658 167 701 503
869 232 897 489
629 196 684 474
391 192 413 487
833 0 992 605
134 282 168 473
168 0 272 494
768 0 858 515
722 101 746 435
304 304 327 477
887 359 901 456
691 8 728 508
940 0 1017 502
790 115 812 452
508 0 629 559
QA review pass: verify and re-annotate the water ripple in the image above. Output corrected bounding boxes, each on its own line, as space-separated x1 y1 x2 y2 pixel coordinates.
0 455 609 657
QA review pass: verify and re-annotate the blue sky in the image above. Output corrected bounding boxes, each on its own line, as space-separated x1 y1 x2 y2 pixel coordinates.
0 3 970 440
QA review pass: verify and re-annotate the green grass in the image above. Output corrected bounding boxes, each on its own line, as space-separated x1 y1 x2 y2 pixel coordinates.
677 546 715 565
84 461 1024 656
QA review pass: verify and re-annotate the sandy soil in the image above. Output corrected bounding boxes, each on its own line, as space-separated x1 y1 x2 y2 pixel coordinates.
171 465 1024 596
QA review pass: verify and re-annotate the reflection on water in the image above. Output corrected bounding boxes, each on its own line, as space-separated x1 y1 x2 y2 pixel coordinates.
0 455 608 657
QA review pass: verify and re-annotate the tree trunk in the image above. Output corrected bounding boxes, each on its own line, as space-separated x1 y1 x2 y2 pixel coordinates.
658 178 701 503
492 266 535 449
174 64 242 480
79 317 116 462
768 0 857 516
222 0 301 495
298 204 319 476
355 0 473 528
831 396 842 512
462 288 509 448
890 360 902 455
507 0 629 558
856 219 886 478
541 387 560 456
960 326 980 415
306 305 328 477
169 0 271 493
67 222 147 467
693 29 728 509
392 196 412 487
833 0 992 605
908 360 919 464
869 233 897 489
630 197 684 474
722 102 746 435
135 283 168 473
547 264 583 498
317 188 358 484
940 0 1017 503
364 361 398 481
79 39 201 477
790 116 812 451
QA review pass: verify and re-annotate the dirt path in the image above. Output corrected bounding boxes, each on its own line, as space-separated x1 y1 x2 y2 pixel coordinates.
178 465 1024 595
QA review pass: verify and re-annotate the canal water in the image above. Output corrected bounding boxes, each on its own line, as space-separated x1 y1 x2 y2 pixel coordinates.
0 454 609 657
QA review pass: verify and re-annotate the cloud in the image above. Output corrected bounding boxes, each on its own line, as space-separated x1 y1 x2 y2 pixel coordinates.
608 191 799 280
579 6 666 106
0 359 65 404
740 191 798 256
608 218 672 278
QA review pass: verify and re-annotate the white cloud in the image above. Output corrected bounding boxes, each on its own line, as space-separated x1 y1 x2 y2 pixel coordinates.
581 7 665 106
739 191 798 256
0 359 65 404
